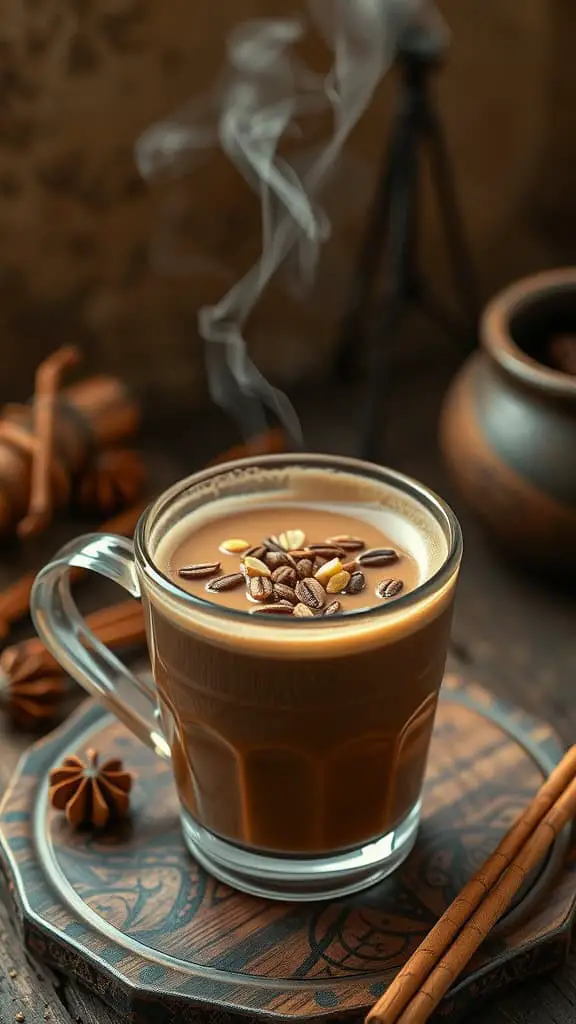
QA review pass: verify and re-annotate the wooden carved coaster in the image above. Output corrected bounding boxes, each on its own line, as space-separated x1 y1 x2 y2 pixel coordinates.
0 675 575 1024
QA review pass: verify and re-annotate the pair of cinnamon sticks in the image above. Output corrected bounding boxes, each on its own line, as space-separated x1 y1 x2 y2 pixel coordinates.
2 598 145 679
366 745 576 1024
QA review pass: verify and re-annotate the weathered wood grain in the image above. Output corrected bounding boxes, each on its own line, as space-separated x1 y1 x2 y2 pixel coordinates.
0 895 75 1024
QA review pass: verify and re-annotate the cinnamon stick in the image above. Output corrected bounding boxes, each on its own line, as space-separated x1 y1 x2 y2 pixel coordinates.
0 419 37 456
19 346 80 539
0 501 147 640
367 745 576 1024
0 599 145 683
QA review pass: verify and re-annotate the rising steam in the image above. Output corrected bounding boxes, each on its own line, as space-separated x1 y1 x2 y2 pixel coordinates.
136 0 437 445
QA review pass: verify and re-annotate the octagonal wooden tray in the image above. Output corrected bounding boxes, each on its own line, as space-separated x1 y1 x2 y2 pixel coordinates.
0 674 575 1024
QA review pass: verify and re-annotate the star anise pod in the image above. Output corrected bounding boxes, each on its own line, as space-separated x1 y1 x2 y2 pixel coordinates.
49 749 134 829
0 648 70 730
75 449 146 515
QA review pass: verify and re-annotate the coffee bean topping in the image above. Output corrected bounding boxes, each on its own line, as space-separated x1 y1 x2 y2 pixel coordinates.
271 565 297 586
249 576 274 602
376 578 404 599
295 577 326 610
263 536 286 553
250 601 294 615
341 559 358 573
308 544 346 559
357 548 399 567
206 572 245 593
178 562 221 580
347 571 366 595
244 544 268 561
181 524 409 619
297 558 314 579
293 602 315 617
273 583 298 605
265 550 295 570
325 535 365 552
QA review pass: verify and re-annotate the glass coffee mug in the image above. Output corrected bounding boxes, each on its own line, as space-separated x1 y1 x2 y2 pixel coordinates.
31 454 462 901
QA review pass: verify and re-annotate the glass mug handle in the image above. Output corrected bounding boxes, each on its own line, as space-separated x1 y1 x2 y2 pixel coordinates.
30 533 170 759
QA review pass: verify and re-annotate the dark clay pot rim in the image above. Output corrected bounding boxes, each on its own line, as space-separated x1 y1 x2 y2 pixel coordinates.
481 268 576 399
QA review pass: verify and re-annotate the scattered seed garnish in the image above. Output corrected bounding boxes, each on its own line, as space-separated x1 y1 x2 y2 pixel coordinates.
278 529 306 551
326 535 365 552
178 562 221 580
341 559 358 573
293 602 315 617
326 570 351 594
347 570 366 595
376 578 404 599
273 582 298 604
314 557 343 584
243 556 271 578
244 544 268 561
295 577 326 610
185 523 407 616
250 601 294 615
297 558 314 579
308 544 346 559
249 576 274 602
220 538 250 554
206 572 245 593
271 565 297 586
266 550 295 570
357 548 399 567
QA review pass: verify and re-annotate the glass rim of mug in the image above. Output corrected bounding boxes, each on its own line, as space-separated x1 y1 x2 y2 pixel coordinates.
134 452 463 630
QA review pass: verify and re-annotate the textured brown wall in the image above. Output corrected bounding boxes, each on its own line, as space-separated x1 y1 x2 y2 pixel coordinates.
0 0 568 409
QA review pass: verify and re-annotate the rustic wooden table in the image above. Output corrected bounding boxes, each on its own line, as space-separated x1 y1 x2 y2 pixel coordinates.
0 366 574 1024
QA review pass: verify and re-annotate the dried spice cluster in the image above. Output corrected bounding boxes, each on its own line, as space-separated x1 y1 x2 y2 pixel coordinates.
178 531 405 618
49 750 133 829
0 647 69 729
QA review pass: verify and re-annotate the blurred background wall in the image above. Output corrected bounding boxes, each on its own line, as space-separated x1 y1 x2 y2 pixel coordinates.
0 0 572 411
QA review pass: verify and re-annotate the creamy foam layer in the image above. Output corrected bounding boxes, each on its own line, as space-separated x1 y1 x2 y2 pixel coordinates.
141 460 457 657
161 501 420 613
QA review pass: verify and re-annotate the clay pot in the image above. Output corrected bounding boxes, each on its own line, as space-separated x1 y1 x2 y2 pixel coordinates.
440 269 576 575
